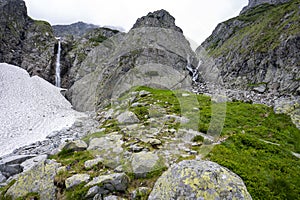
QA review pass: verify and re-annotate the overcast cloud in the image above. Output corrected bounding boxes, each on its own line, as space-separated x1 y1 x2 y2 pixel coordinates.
24 0 248 46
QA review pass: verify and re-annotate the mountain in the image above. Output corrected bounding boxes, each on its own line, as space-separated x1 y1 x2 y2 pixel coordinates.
52 21 99 38
66 9 196 111
0 0 56 82
198 0 299 98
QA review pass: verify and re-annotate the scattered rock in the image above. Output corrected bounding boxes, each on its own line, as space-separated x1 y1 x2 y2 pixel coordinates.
139 90 151 97
253 85 266 93
85 173 129 192
148 160 252 200
65 174 90 190
62 140 88 152
20 155 48 172
116 111 140 125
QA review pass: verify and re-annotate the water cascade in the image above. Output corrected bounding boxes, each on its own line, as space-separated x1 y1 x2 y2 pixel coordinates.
55 38 61 87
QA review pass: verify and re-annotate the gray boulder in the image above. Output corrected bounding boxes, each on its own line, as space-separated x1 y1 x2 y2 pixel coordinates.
84 157 104 169
85 185 100 199
131 152 165 178
0 172 6 183
148 160 252 200
65 174 90 190
85 173 129 192
62 140 88 152
117 111 140 125
0 164 23 178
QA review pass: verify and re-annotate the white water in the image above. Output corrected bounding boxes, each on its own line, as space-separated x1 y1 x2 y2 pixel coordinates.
55 39 61 87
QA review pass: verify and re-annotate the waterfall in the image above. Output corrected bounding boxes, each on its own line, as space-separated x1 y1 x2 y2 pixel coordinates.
186 55 199 83
55 38 61 87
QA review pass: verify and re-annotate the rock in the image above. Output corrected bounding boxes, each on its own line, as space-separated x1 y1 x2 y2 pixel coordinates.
0 164 23 178
84 157 104 169
86 185 100 198
241 0 291 13
148 160 252 200
93 194 103 200
85 173 129 192
62 140 88 152
20 155 48 172
6 160 61 199
104 195 126 200
65 174 90 190
253 85 266 93
132 9 183 33
52 21 99 38
0 172 7 183
116 111 140 125
131 187 151 200
139 90 151 97
148 138 162 146
131 152 165 178
129 144 144 152
0 155 36 166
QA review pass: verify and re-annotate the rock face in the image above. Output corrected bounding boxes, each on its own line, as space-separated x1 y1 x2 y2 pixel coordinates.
52 21 99 38
197 0 299 106
241 0 292 13
148 160 252 200
0 0 56 83
132 9 183 33
67 9 196 111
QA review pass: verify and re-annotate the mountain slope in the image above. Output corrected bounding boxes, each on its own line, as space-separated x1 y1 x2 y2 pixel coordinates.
198 0 299 97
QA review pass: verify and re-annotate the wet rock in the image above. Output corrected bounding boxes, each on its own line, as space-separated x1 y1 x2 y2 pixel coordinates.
65 174 90 190
85 173 129 192
148 160 252 200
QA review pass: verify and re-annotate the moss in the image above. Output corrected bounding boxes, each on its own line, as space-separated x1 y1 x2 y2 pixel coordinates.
82 131 106 144
15 192 40 200
130 106 149 121
192 135 204 143
64 182 89 200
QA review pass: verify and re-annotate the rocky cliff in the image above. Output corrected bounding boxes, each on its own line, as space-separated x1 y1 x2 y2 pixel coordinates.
67 9 197 111
198 0 299 109
0 0 56 82
52 21 99 38
241 0 292 13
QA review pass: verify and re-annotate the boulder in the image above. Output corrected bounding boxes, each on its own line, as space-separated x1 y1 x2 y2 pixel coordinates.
21 155 48 172
116 111 140 125
131 152 165 178
85 185 100 199
0 155 36 166
103 195 126 200
6 160 61 200
148 160 252 200
62 140 88 152
65 174 90 190
131 187 151 200
85 173 129 192
84 157 104 169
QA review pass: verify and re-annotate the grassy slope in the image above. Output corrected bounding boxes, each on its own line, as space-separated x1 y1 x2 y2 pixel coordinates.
208 0 300 56
133 87 300 200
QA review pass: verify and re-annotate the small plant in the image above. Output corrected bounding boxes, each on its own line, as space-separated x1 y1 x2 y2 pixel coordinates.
192 135 204 143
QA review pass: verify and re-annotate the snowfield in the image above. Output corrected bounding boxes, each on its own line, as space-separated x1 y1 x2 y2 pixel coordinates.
0 63 85 157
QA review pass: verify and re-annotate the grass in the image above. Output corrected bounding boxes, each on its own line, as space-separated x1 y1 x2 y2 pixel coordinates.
208 0 300 55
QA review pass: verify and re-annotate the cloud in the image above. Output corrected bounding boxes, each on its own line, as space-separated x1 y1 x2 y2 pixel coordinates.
24 0 248 45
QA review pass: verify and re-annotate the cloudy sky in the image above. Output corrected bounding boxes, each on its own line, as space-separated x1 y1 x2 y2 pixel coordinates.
24 0 248 46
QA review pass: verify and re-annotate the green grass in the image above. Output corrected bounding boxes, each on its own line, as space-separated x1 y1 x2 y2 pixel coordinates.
209 0 300 55
207 134 300 200
124 86 300 199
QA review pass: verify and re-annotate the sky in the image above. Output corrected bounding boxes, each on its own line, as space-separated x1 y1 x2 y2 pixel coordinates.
24 0 248 47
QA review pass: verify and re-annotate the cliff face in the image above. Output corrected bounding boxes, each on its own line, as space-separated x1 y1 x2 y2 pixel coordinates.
198 0 299 98
0 0 56 82
52 21 99 38
241 0 292 13
67 9 196 111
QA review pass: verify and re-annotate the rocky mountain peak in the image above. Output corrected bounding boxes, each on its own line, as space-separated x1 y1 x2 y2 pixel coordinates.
241 0 292 13
132 9 183 33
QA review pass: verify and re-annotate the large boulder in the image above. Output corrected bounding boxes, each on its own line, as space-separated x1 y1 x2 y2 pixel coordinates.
116 111 140 125
148 160 252 200
85 173 129 193
131 152 165 178
5 159 61 200
65 174 90 190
